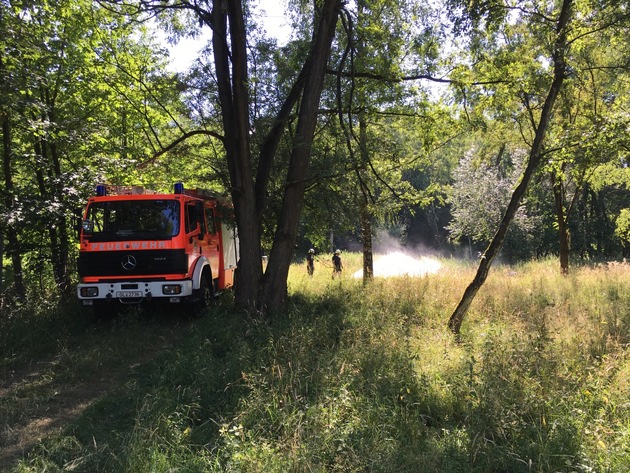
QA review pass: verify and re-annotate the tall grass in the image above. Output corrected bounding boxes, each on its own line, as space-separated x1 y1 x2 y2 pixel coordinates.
8 257 630 472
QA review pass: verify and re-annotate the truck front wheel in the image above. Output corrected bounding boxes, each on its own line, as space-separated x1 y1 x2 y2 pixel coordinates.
199 273 214 308
187 271 214 317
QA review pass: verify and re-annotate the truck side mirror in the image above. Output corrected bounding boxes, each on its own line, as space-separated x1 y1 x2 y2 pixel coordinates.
82 219 94 236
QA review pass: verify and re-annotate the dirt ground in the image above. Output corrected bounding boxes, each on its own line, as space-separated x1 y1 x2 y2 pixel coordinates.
0 316 190 471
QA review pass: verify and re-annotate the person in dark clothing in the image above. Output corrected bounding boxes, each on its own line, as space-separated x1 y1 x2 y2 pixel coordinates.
332 249 343 278
306 248 315 277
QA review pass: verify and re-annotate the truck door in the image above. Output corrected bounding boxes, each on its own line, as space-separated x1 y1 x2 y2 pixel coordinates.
185 201 204 274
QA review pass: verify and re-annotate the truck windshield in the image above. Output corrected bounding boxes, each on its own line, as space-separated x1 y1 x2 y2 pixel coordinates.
85 200 180 241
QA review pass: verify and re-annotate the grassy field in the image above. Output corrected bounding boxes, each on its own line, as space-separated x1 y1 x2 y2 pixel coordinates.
3 254 630 472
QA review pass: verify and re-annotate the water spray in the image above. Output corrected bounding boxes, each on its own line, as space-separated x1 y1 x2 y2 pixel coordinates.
352 251 441 279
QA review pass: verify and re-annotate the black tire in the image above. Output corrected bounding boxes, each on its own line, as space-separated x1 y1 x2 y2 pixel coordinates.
186 270 214 317
182 271 214 318
199 273 214 308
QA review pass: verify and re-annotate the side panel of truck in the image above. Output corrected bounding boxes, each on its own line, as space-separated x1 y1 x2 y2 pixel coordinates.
220 221 239 288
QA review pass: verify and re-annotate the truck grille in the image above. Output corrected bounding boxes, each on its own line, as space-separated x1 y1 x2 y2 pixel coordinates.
78 249 188 277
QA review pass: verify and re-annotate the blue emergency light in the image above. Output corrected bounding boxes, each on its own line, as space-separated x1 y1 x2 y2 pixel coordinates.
174 182 184 194
96 184 107 196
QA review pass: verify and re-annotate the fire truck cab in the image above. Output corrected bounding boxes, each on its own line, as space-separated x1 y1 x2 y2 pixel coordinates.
77 183 238 314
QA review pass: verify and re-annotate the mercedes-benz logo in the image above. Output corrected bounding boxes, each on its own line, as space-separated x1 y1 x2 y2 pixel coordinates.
121 255 137 271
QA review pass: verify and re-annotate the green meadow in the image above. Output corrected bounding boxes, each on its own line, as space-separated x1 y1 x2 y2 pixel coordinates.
3 255 630 472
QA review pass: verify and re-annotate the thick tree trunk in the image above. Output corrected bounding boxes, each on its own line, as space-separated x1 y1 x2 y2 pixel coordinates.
261 0 340 312
212 0 263 312
448 0 573 334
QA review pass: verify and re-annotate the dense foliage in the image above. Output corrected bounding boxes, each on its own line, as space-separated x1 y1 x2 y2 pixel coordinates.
1 1 630 310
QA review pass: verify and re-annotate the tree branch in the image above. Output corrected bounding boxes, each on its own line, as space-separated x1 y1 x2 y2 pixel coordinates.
136 129 224 168
327 68 511 87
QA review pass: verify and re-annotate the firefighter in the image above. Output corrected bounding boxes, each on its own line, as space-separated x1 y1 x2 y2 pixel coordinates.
332 249 343 278
306 248 315 277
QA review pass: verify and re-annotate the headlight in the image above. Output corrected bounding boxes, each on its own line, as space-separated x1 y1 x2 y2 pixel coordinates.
162 285 182 295
80 287 99 297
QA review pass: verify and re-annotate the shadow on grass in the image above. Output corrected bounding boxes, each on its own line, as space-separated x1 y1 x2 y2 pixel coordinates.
7 288 590 472
0 301 194 471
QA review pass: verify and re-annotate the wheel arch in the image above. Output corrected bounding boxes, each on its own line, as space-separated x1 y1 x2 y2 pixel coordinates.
192 257 213 290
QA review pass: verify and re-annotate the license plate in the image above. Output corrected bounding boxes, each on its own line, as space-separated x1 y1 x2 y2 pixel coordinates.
116 291 143 298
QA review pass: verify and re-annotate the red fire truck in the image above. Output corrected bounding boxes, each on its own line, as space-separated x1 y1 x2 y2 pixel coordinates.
77 183 238 315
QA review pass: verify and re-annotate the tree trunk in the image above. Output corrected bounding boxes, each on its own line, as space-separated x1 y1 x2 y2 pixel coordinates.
261 0 340 312
359 112 374 282
212 0 263 312
2 113 26 300
590 187 612 256
34 137 71 292
448 0 574 334
361 202 373 281
255 62 311 220
48 135 71 291
552 175 570 274
329 229 334 253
